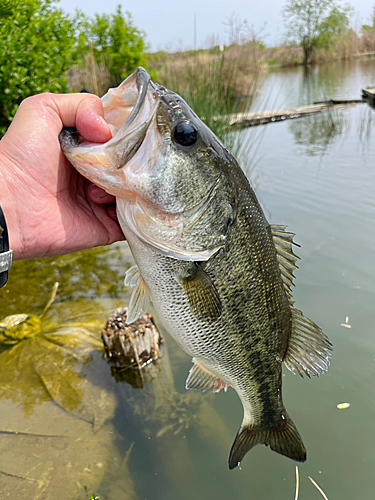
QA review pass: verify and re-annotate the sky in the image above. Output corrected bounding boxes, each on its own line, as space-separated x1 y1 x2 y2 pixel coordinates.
59 0 374 51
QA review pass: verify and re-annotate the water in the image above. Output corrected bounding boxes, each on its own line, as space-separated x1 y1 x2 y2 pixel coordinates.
1 57 375 499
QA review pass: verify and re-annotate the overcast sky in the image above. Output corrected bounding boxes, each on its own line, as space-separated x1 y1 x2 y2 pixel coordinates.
59 0 374 51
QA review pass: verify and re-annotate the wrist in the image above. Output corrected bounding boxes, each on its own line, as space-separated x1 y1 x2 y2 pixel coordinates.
0 150 24 260
0 206 13 287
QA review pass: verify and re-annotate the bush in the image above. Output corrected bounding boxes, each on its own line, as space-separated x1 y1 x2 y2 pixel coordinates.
0 0 77 135
77 5 148 88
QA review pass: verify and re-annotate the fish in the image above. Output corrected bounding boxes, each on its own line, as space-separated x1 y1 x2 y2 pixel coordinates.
59 67 332 469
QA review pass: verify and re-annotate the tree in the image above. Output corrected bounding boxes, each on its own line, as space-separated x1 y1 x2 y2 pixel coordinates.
283 0 352 65
0 0 78 135
318 6 352 49
82 5 148 86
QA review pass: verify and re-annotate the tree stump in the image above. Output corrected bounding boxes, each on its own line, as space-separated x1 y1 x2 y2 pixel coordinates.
102 307 163 388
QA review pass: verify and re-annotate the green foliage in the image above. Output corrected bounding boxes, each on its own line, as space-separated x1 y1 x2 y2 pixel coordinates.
79 5 148 86
283 0 353 64
362 24 374 33
317 5 352 49
0 0 78 135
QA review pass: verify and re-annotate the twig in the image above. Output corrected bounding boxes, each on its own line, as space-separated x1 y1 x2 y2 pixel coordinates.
0 469 37 482
40 282 59 319
308 476 329 500
294 466 299 500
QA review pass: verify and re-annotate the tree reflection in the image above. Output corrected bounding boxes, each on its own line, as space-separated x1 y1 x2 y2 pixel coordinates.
0 242 133 315
289 109 348 156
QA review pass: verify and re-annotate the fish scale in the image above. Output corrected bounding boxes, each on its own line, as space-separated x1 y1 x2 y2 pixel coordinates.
59 67 333 469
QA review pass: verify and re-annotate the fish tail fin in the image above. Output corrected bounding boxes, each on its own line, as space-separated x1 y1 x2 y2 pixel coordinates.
228 414 306 469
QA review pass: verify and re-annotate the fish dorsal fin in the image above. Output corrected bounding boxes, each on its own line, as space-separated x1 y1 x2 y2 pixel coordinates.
284 307 333 378
176 263 222 321
126 274 151 325
270 225 300 299
186 358 217 391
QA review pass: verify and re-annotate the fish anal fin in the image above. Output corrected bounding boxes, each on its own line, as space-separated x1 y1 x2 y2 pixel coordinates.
126 276 151 325
228 414 306 469
177 263 222 321
284 308 333 378
185 359 217 391
186 359 230 393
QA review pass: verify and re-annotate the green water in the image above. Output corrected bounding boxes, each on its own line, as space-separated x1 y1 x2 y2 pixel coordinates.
1 57 375 499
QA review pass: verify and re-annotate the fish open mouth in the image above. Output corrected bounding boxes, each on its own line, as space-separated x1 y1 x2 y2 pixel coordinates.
59 67 159 172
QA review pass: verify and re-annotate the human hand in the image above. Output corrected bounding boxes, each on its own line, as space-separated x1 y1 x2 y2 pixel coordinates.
0 93 124 261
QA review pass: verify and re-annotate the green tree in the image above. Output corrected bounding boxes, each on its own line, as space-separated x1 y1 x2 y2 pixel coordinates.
0 0 78 135
283 0 352 65
361 3 375 33
82 5 148 86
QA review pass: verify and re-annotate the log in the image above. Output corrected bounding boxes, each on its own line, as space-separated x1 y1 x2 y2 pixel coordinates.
228 99 365 129
362 86 375 100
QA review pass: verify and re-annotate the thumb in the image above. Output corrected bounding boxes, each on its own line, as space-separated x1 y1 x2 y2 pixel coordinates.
5 92 112 145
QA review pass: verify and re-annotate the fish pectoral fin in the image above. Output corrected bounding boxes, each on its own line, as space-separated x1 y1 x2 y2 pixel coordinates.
124 264 140 287
185 359 217 391
228 414 306 470
284 307 333 378
126 276 151 325
176 263 222 321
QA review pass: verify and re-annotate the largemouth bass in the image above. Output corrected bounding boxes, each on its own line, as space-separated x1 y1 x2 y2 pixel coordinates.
60 68 332 469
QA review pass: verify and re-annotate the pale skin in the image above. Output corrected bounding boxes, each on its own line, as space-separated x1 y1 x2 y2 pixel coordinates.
0 92 124 261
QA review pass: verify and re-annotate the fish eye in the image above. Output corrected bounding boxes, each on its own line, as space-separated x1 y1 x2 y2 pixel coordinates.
173 120 198 148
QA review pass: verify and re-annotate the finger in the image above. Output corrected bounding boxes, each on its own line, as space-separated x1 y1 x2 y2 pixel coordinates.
86 199 124 244
11 93 112 144
75 96 112 143
87 183 116 204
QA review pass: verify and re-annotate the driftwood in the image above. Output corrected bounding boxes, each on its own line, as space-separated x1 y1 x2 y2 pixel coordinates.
228 99 366 129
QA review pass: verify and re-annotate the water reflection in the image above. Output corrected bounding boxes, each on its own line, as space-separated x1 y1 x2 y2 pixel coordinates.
0 242 132 316
289 109 349 156
358 103 375 145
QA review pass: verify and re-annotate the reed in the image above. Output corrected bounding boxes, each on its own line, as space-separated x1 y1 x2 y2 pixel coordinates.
152 42 264 159
68 52 112 96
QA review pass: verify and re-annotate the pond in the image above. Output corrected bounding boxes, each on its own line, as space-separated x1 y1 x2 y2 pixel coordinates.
1 56 375 499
